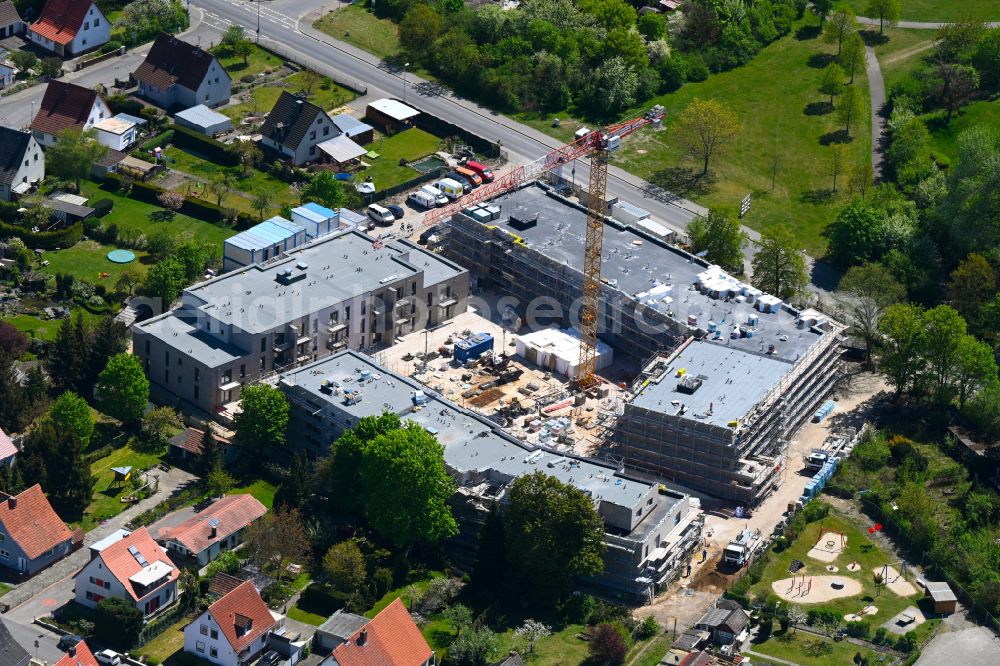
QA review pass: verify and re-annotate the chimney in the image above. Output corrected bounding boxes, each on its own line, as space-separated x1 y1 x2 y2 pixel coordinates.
8 495 16 510
358 629 367 646
68 647 76 658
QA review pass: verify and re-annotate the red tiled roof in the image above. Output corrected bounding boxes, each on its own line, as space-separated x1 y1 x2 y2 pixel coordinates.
159 494 266 555
207 572 244 598
29 0 95 45
133 32 225 93
55 640 99 666
97 527 178 601
329 598 432 666
208 581 276 653
172 427 230 456
0 484 72 560
30 81 101 137
0 427 15 462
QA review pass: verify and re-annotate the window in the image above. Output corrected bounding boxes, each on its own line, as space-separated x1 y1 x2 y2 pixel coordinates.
145 339 150 354
427 292 433 306
0 549 9 559
345 306 350 320
210 648 218 658
95 18 99 25
165 351 170 365
86 591 93 600
240 364 246 378
196 642 205 654
103 580 110 589
330 311 338 324
84 21 89 29
411 281 417 295
323 126 329 136
210 629 218 640
309 146 316 156
309 131 316 140
177 357 182 367
200 625 208 636
360 320 365 333
194 385 199 400
260 338 266 353
260 356 265 370
194 368 200 381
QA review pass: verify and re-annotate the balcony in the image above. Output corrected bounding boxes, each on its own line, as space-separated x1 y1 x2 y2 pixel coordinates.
327 323 347 334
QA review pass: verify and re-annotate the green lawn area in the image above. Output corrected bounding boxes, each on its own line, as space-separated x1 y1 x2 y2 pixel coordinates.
229 479 277 509
136 615 190 662
0 582 12 596
872 28 938 91
78 446 165 532
365 571 445 619
612 15 871 255
1 309 102 342
42 239 150 285
845 0 1000 22
360 128 441 191
752 631 883 666
287 583 341 625
924 99 1000 162
222 73 355 121
213 44 286 79
314 3 401 61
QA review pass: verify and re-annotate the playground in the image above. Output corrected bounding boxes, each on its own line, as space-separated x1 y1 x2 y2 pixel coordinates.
771 575 863 603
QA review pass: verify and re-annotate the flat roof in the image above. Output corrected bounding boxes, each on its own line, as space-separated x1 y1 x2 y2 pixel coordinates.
293 202 336 224
94 114 142 135
630 341 789 427
367 98 419 121
280 350 668 513
138 312 245 368
318 134 366 162
224 217 305 252
129 560 173 586
466 185 824 362
175 104 232 128
330 113 373 138
91 529 131 552
185 230 465 334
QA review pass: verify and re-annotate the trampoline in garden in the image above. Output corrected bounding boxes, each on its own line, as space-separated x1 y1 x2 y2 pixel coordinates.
107 249 136 264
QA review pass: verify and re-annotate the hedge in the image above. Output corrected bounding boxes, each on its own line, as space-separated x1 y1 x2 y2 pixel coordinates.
170 124 239 166
0 220 83 250
135 129 174 156
101 173 229 224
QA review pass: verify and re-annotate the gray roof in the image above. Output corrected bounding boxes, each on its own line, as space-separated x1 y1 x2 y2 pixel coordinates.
175 104 232 129
925 581 957 603
261 91 329 150
466 184 823 362
138 312 245 368
0 1 21 28
696 605 749 634
330 114 373 139
317 610 369 641
43 198 94 217
279 350 667 514
0 127 32 185
629 341 790 426
183 229 465 334
0 618 30 666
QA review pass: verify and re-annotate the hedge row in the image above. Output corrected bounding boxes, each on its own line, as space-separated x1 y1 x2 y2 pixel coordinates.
101 173 252 228
0 220 84 250
171 124 239 166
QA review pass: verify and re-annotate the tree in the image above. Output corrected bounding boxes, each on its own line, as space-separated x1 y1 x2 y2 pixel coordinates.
0 321 28 359
146 228 177 260
244 507 311 582
750 226 808 299
140 406 181 452
820 63 844 106
949 253 996 322
830 144 847 193
443 603 473 635
251 191 275 220
46 128 109 191
95 354 149 425
866 0 901 34
16 420 93 517
233 38 254 65
230 141 262 176
954 334 996 409
233 384 289 451
94 597 143 649
357 424 458 548
400 4 444 53
448 626 500 666
812 0 834 28
199 424 225 478
687 209 744 272
591 57 639 117
205 463 236 497
922 305 968 404
837 263 905 366
505 472 605 604
827 198 886 266
115 266 143 296
302 171 353 210
637 12 667 41
143 257 186 307
46 315 84 392
87 317 128 390
514 619 551 654
676 98 742 175
840 32 865 84
788 607 807 633
590 623 629 664
49 391 95 447
10 50 37 73
40 56 61 78
322 413 402 514
932 63 980 122
824 7 857 56
322 540 367 594
471 504 508 600
222 24 246 51
838 84 863 137
877 303 926 397
208 173 235 206
157 190 185 219
848 163 874 198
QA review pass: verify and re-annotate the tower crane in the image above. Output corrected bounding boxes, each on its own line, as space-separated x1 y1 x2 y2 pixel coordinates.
424 105 665 390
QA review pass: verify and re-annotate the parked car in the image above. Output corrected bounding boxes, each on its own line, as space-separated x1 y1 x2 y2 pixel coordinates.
454 166 483 186
96 650 121 666
444 171 474 192
420 184 449 206
386 204 405 219
465 160 495 182
408 191 437 209
367 204 395 226
58 635 83 652
435 178 464 200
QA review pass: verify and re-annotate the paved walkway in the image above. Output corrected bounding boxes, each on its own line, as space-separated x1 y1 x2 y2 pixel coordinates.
0 465 197 618
857 16 1000 29
744 649 798 665
864 45 887 180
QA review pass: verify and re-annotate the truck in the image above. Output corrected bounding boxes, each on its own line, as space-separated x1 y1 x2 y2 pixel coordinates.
804 448 829 470
722 528 763 568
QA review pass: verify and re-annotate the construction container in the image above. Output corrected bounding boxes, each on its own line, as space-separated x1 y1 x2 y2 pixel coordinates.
454 333 494 363
611 201 652 226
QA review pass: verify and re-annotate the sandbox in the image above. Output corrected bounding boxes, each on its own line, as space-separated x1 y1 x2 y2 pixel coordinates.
874 565 918 596
807 530 848 563
771 575 864 603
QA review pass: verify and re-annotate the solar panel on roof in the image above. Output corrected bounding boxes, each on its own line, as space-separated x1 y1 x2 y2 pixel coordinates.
208 517 220 528
128 545 148 566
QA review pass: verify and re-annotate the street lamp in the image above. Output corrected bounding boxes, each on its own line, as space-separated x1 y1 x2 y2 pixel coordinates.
256 0 261 42
402 62 410 102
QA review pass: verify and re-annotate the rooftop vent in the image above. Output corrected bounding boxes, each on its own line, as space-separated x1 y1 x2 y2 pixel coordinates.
276 267 306 285
508 214 537 231
676 376 703 394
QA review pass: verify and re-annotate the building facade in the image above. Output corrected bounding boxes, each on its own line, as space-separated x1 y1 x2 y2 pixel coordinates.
28 0 109 57
133 229 469 415
134 32 231 110
0 128 44 201
0 485 73 576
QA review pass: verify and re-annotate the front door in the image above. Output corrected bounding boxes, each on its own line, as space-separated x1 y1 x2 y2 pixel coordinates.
16 557 26 572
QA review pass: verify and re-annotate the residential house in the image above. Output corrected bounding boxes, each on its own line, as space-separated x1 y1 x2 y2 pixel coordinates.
74 527 179 617
158 494 267 566
319 598 434 666
330 114 373 146
692 600 750 648
260 91 339 166
0 1 23 39
0 484 74 575
0 428 15 466
28 0 109 57
182 581 280 666
168 427 231 464
29 80 110 147
0 62 14 88
134 32 231 111
54 641 98 666
0 127 44 201
93 113 146 151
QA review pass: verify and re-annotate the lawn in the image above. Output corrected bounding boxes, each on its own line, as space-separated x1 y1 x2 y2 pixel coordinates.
78 446 165 532
136 614 191 662
228 479 277 509
42 239 150 285
1 309 101 342
222 73 355 121
213 44 286 79
752 631 883 666
845 0 1000 22
924 99 1000 163
871 28 938 91
0 582 12 596
365 571 445 619
314 2 401 61
614 14 872 255
287 584 341 625
361 128 441 192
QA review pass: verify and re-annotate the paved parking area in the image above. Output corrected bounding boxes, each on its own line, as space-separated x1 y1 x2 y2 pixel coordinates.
916 626 1000 666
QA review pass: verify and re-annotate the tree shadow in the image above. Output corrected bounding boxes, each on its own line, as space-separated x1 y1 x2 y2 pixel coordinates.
796 25 821 40
801 188 835 205
810 259 842 292
804 101 834 116
819 130 853 145
808 52 836 68
860 29 888 46
647 167 716 197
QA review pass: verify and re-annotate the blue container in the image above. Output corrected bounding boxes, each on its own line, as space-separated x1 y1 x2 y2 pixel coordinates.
454 333 494 363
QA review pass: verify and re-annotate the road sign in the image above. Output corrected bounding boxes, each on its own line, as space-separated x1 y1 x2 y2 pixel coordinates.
739 193 752 218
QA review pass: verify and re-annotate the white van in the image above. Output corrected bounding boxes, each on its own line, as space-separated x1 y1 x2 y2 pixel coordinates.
420 184 449 206
95 650 121 666
367 204 395 226
435 178 464 201
407 190 437 209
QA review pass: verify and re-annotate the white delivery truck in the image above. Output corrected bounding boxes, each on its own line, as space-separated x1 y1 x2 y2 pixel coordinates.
435 178 464 200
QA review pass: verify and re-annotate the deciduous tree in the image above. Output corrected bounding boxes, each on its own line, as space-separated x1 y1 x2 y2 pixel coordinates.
823 7 857 56
590 623 629 664
933 63 980 121
322 540 367 594
49 391 95 447
877 303 925 397
838 84 864 137
208 173 236 206
840 32 865 83
750 226 808 299
47 128 108 191
244 507 311 582
94 597 143 649
675 98 742 175
95 353 149 425
448 626 500 666
687 208 744 273
827 198 886 266
140 406 181 452
251 191 275 220
143 257 186 307
948 253 996 323
866 0 901 34
233 384 289 451
302 171 355 210
400 4 444 53
837 263 905 366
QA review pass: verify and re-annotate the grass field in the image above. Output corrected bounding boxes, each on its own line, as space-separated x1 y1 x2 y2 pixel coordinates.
42 239 150 285
361 128 441 191
314 3 401 61
751 631 882 666
213 44 285 79
614 15 871 255
923 100 1000 162
845 0 1000 22
228 479 277 509
871 27 938 91
287 584 341 625
223 72 355 121
78 446 165 532
1 309 101 341
136 615 191 662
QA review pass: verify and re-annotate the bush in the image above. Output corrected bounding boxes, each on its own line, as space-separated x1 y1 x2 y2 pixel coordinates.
101 40 123 54
806 608 843 626
92 198 114 217
636 616 660 640
561 592 595 624
845 620 870 639
205 550 241 578
94 597 144 649
241 74 256 83
171 124 239 166
0 220 83 250
801 500 830 523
